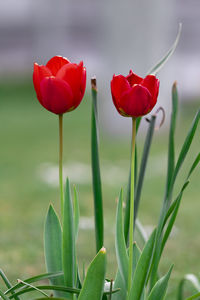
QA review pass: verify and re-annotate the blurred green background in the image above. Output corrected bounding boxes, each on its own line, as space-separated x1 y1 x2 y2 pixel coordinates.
0 77 199 299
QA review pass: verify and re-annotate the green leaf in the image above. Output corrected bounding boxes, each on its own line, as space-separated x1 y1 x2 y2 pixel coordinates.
167 109 200 202
73 185 80 242
162 181 189 230
165 82 178 201
0 289 10 300
134 115 156 221
147 265 173 300
113 242 141 300
0 269 20 300
91 79 104 253
112 270 126 300
185 291 200 300
177 274 200 300
9 285 80 299
5 272 63 295
78 247 107 300
128 229 156 300
147 23 182 75
62 178 76 299
44 205 65 289
115 189 128 288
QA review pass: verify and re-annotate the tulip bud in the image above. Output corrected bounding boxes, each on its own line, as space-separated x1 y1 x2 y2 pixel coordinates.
111 70 159 118
33 56 86 115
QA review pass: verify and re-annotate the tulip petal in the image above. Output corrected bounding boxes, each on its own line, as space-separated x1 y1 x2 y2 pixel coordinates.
111 75 131 114
33 63 52 103
121 84 152 117
126 70 143 86
46 56 70 76
141 75 159 109
40 77 73 114
56 61 85 106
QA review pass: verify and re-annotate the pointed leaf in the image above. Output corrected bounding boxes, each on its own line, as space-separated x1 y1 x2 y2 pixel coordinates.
62 178 76 298
91 79 104 252
78 247 106 300
129 229 156 300
147 265 173 300
165 82 178 200
44 204 65 295
73 185 80 242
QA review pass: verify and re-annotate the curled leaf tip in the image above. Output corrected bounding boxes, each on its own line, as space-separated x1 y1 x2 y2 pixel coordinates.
91 77 97 92
154 106 165 130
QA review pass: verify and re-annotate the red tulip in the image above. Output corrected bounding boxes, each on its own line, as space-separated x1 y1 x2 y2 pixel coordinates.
111 70 159 118
33 56 86 114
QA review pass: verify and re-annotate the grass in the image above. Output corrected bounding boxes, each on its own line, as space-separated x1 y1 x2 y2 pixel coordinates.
0 77 199 299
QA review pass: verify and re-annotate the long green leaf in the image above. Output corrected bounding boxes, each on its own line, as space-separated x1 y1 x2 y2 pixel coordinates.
10 285 81 299
73 185 80 242
5 272 63 295
178 274 200 300
91 78 104 253
134 115 156 222
165 82 178 200
129 229 156 300
0 269 20 300
147 23 182 75
167 109 200 202
62 178 76 299
44 204 65 290
78 247 106 300
115 189 128 288
147 265 173 300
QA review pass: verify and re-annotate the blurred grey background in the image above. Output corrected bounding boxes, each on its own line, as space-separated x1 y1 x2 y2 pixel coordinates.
0 0 200 132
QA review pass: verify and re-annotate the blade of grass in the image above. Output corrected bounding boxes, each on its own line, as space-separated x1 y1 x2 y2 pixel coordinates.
91 77 104 252
5 272 63 295
147 23 182 75
0 269 20 300
17 279 49 297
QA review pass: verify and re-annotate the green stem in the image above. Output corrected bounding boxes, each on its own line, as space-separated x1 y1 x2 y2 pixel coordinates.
127 117 136 297
59 114 64 220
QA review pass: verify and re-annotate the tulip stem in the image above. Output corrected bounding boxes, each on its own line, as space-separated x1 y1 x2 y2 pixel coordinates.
127 117 136 297
59 114 64 220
